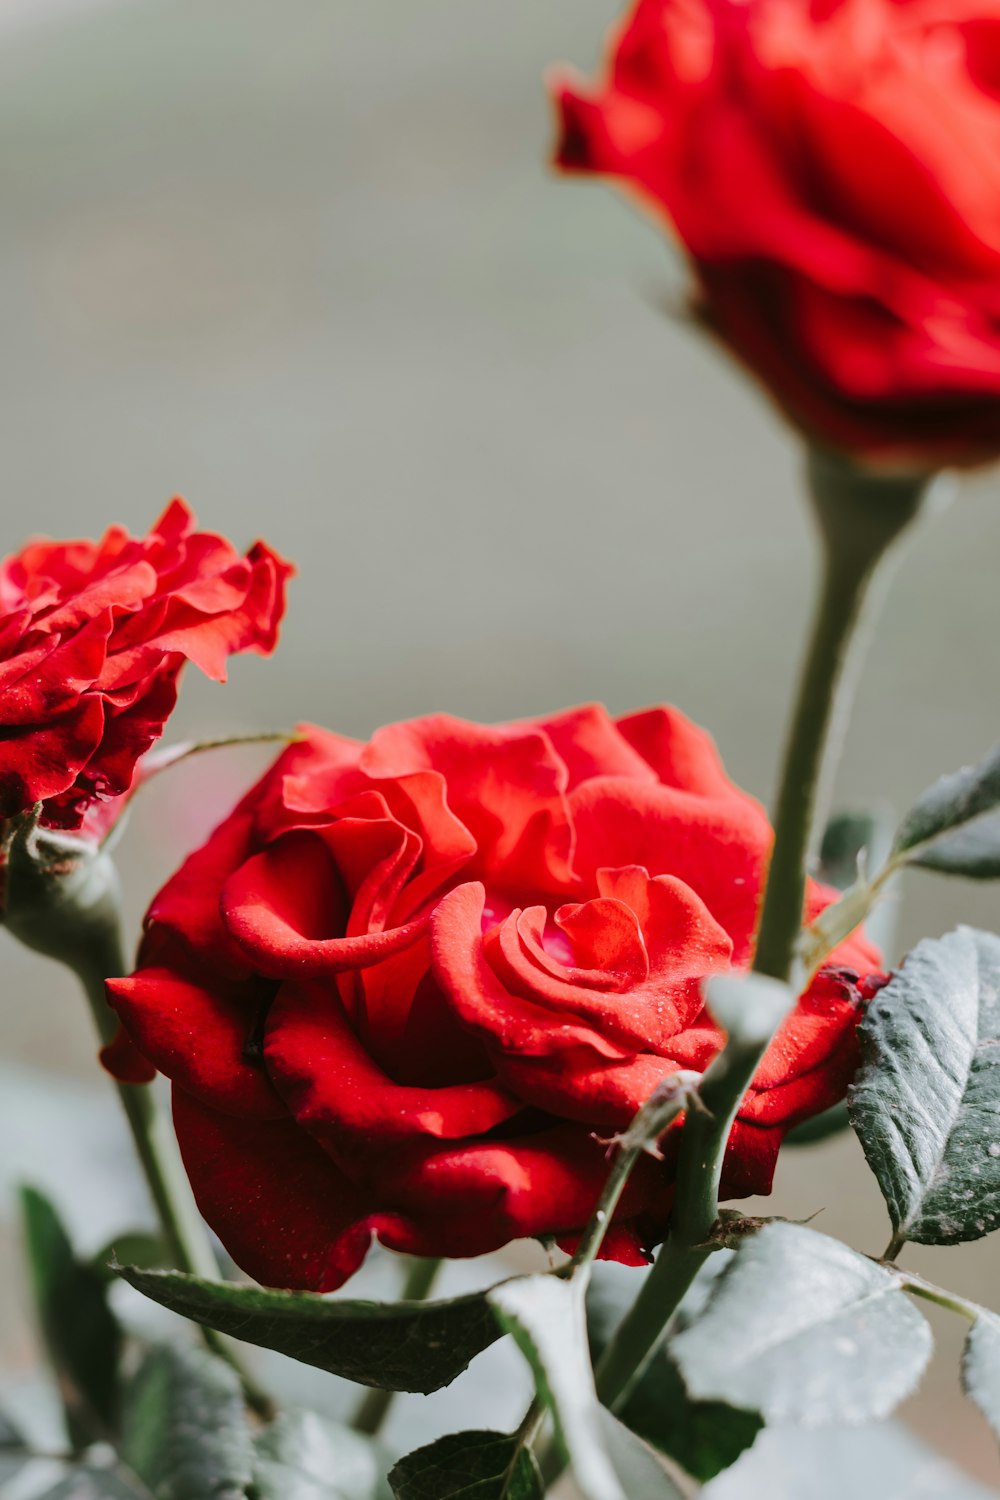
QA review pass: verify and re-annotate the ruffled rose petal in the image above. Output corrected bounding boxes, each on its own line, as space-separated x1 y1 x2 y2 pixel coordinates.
106 967 283 1119
263 978 522 1162
221 829 427 977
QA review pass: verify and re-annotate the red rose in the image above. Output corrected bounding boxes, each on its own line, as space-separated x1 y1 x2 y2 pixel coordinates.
0 500 291 830
106 705 880 1291
552 0 1000 468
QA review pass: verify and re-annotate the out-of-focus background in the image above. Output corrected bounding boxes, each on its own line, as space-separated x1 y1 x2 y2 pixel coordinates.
1 0 999 1486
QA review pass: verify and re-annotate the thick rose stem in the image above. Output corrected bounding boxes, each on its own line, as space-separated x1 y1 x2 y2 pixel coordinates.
592 449 934 1418
753 450 933 980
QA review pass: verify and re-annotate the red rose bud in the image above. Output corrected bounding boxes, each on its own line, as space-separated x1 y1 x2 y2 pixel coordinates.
0 500 292 832
551 0 1000 469
106 705 883 1292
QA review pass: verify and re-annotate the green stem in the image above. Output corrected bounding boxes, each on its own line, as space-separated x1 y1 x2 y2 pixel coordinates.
594 1018 778 1409
75 928 274 1420
352 1256 443 1437
594 451 933 1413
752 450 931 982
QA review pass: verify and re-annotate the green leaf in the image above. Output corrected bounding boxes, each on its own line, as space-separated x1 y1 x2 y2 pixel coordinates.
818 810 891 892
910 809 1000 879
251 1411 390 1500
388 1431 542 1500
893 743 1000 876
784 1100 850 1148
34 1468 152 1499
586 1262 761 1482
593 1411 689 1499
702 1423 999 1500
488 1276 683 1500
119 1267 502 1394
91 1232 172 1283
20 1184 122 1445
0 1410 26 1450
963 1309 1000 1447
121 1344 254 1500
849 927 1000 1245
670 1224 931 1426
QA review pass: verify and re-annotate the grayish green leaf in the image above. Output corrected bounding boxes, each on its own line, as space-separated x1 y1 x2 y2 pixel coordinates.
964 1310 1000 1447
251 1412 390 1500
849 927 1000 1244
911 809 1000 879
20 1185 122 1446
119 1267 501 1394
894 744 1000 868
594 1411 686 1500
33 1468 151 1499
388 1431 542 1500
488 1277 682 1500
0 1411 26 1451
784 1100 851 1147
586 1262 760 1482
121 1344 253 1500
670 1224 931 1426
703 1423 998 1500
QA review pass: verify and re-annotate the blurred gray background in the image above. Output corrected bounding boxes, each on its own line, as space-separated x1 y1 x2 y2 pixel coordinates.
1 0 999 1486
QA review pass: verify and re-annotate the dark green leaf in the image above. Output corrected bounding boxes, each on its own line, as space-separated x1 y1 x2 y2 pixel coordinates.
251 1412 391 1500
34 1468 152 1499
911 809 1000 879
893 744 1000 871
849 928 1000 1245
121 1344 254 1500
586 1263 760 1482
670 1224 931 1426
784 1100 850 1147
819 810 891 892
963 1310 1000 1447
388 1431 542 1500
20 1185 122 1444
702 1423 998 1500
0 1410 26 1450
119 1267 501 1394
91 1233 172 1283
488 1276 683 1500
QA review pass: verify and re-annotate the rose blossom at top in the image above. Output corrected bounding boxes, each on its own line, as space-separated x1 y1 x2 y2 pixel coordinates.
107 704 882 1291
552 0 1000 468
0 501 291 831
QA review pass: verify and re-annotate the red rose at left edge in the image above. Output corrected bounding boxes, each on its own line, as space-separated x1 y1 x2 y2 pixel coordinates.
107 705 882 1292
0 500 291 831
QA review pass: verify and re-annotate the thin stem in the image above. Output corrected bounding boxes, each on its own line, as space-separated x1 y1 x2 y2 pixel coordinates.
352 1256 443 1437
883 1231 906 1262
896 1269 979 1323
570 1073 700 1277
74 929 274 1419
753 452 930 982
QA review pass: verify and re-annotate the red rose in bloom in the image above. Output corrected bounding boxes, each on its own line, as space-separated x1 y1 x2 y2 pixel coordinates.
107 706 880 1290
0 501 291 830
552 0 1000 467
